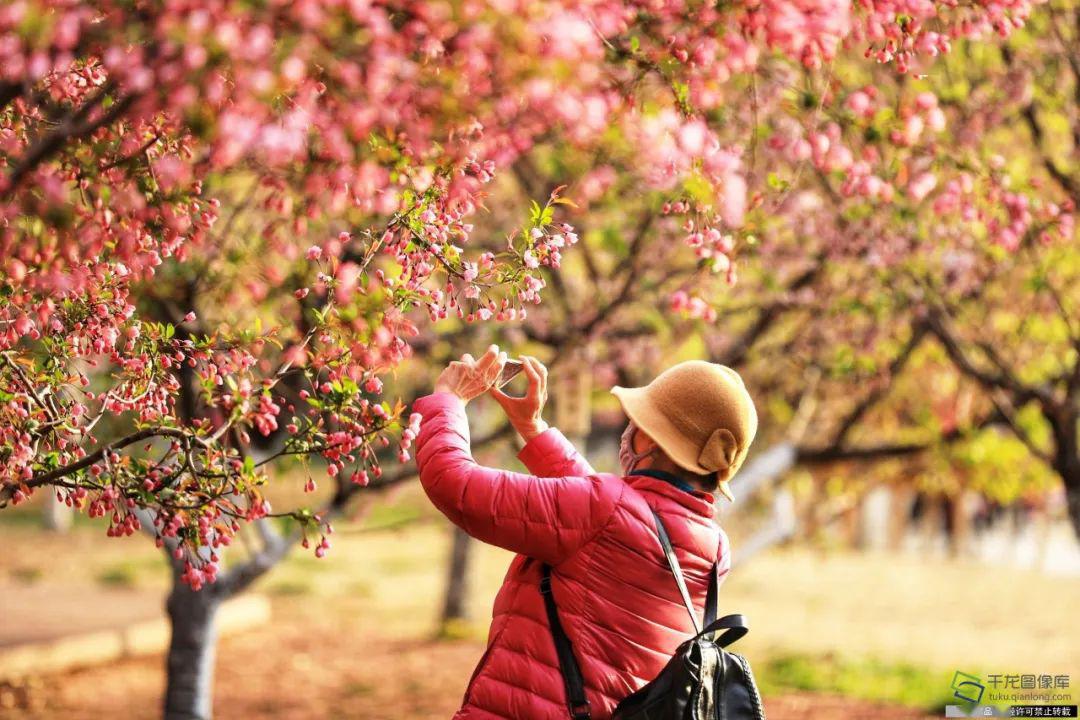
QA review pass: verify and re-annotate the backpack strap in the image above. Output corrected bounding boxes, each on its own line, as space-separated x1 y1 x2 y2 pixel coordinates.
540 514 724 720
696 613 749 647
651 509 713 634
704 556 719 626
540 564 592 720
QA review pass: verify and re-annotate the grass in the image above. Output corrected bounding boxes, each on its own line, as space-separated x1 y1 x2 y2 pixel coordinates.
265 579 314 597
96 564 139 588
341 681 376 698
355 501 428 532
9 566 43 584
437 617 476 641
756 653 959 712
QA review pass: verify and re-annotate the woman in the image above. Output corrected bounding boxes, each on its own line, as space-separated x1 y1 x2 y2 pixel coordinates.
413 345 757 719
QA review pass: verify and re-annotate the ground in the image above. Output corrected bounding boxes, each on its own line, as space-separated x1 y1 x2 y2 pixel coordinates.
2 628 936 720
1 486 1077 719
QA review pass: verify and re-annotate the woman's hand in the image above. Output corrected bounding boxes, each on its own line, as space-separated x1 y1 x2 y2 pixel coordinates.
435 345 506 404
489 355 550 442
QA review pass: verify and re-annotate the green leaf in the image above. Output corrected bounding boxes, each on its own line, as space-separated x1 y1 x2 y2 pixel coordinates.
683 173 713 203
1025 273 1048 293
674 82 690 109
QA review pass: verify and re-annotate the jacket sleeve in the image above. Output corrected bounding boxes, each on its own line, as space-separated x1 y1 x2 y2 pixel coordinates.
412 391 624 565
516 426 597 477
716 526 732 588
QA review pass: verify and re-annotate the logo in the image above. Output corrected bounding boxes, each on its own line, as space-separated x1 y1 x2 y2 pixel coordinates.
952 671 986 705
944 671 1076 717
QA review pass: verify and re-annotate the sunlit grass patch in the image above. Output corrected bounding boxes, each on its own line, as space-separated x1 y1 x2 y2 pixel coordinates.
8 566 42 584
757 652 962 712
96 559 158 588
266 579 314 597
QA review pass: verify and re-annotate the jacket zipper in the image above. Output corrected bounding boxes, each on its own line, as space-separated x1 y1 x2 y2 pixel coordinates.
462 628 503 706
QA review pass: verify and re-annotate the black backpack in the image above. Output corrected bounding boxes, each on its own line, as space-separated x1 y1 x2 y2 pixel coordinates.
540 509 766 720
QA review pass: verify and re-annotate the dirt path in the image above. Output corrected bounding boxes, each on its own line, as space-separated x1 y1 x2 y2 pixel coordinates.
1 620 934 719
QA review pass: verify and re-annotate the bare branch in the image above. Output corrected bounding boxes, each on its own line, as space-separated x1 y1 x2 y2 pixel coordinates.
717 255 826 368
925 303 1053 408
831 323 929 447
579 210 655 337
796 406 1006 464
1001 44 1080 202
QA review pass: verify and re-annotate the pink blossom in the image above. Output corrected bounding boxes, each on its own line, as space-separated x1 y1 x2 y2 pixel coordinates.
846 90 873 117
720 174 748 228
907 172 938 203
13 316 33 337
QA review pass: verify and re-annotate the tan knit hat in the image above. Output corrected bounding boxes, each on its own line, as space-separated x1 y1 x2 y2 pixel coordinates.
611 361 757 501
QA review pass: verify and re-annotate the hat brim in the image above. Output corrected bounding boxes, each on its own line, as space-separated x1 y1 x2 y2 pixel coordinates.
612 385 737 502
612 385 736 502
611 385 710 474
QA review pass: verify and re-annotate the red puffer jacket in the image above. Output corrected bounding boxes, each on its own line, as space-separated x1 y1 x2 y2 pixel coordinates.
413 392 731 720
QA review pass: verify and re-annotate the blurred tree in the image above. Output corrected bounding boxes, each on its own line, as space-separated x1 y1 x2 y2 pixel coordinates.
440 525 474 633
446 1 1079 542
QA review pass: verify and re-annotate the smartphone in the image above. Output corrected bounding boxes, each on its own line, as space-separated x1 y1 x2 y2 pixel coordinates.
496 359 524 388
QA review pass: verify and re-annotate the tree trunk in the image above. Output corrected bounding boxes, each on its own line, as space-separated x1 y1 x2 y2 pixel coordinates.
440 525 472 633
1064 475 1080 544
1048 410 1080 543
857 484 892 551
888 484 917 551
164 581 221 720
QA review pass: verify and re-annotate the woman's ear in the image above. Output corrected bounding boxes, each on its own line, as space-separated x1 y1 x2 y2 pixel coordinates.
634 428 658 454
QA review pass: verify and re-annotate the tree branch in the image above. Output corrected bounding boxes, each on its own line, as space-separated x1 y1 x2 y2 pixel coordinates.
1002 44 1080 203
6 87 139 194
796 406 1005 464
0 426 199 506
717 255 826 368
831 323 929 447
925 304 1053 408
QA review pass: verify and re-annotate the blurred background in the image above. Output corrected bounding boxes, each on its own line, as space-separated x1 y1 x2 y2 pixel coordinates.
5 0 1080 717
